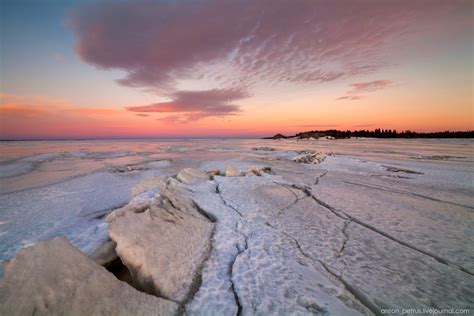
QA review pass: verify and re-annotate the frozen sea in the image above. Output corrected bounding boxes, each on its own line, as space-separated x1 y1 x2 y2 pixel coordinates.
0 138 473 284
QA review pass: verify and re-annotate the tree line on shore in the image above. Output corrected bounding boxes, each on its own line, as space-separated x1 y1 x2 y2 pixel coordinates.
264 129 474 139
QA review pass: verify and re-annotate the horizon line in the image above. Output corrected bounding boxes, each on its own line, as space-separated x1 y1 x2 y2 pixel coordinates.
1 128 473 141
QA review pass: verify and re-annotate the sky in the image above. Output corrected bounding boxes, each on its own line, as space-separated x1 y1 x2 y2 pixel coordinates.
0 0 472 139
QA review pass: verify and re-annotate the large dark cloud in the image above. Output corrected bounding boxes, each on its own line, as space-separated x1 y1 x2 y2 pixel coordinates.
68 0 470 118
125 88 248 121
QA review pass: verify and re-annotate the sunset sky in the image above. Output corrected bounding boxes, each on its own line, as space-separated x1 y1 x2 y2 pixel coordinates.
0 0 472 139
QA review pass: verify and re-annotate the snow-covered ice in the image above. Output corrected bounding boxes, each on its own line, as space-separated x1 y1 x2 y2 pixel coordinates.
0 138 473 313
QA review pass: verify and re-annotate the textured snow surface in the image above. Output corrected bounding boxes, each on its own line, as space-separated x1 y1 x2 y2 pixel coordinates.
185 175 371 315
0 138 473 313
183 166 473 314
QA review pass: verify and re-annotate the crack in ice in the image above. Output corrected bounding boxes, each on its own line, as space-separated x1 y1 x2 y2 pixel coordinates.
215 183 243 217
229 237 247 316
305 185 474 277
264 220 379 315
337 220 352 259
343 180 474 210
314 171 328 185
273 170 474 277
212 179 249 315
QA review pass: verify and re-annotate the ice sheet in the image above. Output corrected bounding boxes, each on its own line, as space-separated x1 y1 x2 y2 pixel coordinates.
0 138 472 312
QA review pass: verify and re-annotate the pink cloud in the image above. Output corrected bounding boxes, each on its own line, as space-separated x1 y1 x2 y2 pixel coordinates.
337 80 396 100
125 88 248 122
67 0 471 120
296 124 341 128
352 124 376 128
68 0 470 91
0 94 121 118
351 80 396 93
0 93 127 139
54 52 65 62
336 95 364 101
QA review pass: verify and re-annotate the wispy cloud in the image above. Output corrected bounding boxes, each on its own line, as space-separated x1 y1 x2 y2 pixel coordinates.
352 124 376 128
296 124 341 128
0 93 125 138
0 94 119 117
351 80 396 93
125 88 248 122
337 80 396 100
336 96 364 101
54 52 65 62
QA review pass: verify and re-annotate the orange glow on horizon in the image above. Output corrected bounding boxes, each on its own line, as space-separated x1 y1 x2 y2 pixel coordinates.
0 92 472 139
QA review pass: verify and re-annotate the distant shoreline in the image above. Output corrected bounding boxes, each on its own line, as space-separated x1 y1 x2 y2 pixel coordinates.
263 129 474 140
